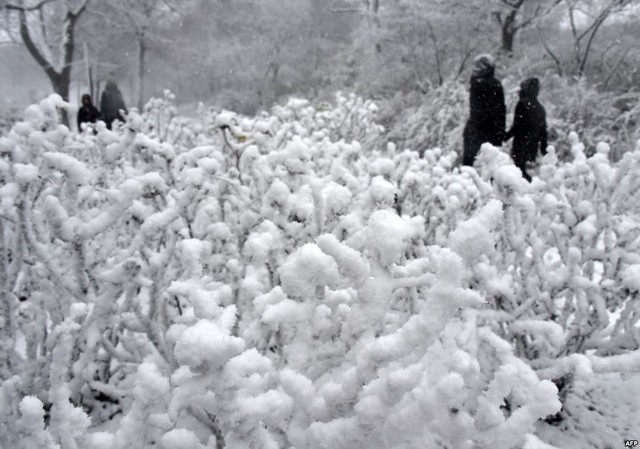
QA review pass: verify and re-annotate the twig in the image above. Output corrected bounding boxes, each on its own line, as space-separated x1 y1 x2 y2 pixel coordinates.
603 47 630 89
543 41 564 76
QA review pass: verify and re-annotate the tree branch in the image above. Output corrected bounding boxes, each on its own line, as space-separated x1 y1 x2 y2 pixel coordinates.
493 11 503 25
603 46 630 89
578 0 626 75
456 46 477 80
72 0 91 18
62 10 77 73
14 8 59 79
543 41 563 76
515 0 562 31
5 0 56 12
567 0 581 64
575 0 628 42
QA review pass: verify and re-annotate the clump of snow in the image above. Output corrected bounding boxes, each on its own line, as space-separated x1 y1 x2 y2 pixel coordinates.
322 182 352 216
449 200 503 263
365 210 416 266
265 180 291 211
42 152 91 185
18 396 44 423
261 298 308 329
174 320 245 369
88 433 116 449
161 429 204 449
621 264 640 292
279 243 341 298
280 137 311 174
369 158 394 178
367 175 397 207
13 163 39 185
243 220 282 264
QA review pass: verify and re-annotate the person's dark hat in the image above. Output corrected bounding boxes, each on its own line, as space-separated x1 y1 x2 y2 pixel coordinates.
519 77 540 98
473 54 495 71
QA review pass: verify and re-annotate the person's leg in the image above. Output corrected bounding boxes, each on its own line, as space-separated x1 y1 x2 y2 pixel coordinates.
463 137 480 166
462 125 476 166
463 148 477 166
513 153 531 182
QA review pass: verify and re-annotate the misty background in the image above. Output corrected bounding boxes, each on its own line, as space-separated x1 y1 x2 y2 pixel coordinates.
1 0 639 148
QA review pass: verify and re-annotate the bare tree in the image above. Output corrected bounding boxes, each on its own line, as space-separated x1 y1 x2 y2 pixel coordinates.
491 0 563 55
564 0 633 76
351 1 483 92
3 0 90 124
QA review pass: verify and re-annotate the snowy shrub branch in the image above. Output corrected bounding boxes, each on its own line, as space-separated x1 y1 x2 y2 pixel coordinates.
0 92 638 448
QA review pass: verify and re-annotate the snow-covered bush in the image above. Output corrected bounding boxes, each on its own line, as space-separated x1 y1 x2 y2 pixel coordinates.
540 75 640 162
380 82 468 158
1 92 638 448
380 74 640 164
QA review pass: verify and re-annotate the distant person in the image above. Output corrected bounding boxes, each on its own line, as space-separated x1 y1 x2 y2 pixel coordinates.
462 54 506 166
505 77 548 182
77 94 101 132
100 80 127 130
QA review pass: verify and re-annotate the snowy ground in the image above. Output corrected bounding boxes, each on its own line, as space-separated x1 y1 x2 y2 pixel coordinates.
538 373 640 448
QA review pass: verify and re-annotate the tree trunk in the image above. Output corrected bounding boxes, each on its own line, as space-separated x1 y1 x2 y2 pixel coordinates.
137 37 146 111
493 0 528 56
426 23 443 86
84 43 94 99
48 73 70 127
501 26 515 55
501 10 518 56
9 2 89 128
52 74 70 103
371 0 379 14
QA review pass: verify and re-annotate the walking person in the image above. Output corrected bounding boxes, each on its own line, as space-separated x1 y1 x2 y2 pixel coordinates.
77 94 101 132
505 77 548 182
100 80 127 130
462 54 506 166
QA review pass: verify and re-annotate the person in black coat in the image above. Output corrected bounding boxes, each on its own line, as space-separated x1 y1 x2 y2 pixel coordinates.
505 77 548 182
100 80 127 130
77 94 101 132
462 54 506 166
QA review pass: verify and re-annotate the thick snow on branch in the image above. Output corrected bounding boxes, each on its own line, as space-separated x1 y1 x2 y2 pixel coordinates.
1 93 638 449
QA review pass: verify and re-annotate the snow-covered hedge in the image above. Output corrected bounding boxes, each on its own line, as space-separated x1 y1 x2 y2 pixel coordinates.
0 92 639 448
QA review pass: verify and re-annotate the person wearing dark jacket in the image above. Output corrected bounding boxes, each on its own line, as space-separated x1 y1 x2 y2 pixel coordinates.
100 80 127 130
77 94 101 131
462 54 506 166
505 77 548 182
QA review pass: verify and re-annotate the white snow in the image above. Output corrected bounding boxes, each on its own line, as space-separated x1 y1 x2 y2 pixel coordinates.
1 93 639 449
280 243 341 298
